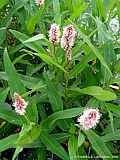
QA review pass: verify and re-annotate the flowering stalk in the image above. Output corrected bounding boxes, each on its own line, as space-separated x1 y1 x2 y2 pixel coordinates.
49 23 60 45
77 108 101 130
61 25 76 61
35 0 45 6
13 93 28 116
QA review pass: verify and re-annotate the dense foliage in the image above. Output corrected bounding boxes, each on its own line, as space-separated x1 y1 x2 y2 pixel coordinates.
0 0 120 159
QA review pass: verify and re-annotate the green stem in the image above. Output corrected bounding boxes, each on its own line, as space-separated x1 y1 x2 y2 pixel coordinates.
53 44 55 54
53 44 56 59
64 58 70 107
64 72 68 98
24 114 30 125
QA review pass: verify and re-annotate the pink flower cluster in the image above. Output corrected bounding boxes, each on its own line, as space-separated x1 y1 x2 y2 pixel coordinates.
61 25 76 52
49 23 60 44
49 24 76 61
61 25 76 61
35 0 45 6
13 93 28 115
77 108 101 130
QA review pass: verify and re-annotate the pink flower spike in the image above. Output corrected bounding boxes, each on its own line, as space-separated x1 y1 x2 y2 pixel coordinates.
61 25 76 50
77 108 101 130
49 23 60 45
61 25 76 61
35 0 45 6
13 93 28 116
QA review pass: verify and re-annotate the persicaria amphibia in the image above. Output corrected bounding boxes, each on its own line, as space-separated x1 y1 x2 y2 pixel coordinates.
13 93 28 116
61 25 76 61
77 108 101 130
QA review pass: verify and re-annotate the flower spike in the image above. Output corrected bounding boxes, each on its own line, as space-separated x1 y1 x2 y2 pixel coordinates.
49 23 60 45
13 93 28 116
61 25 76 61
77 108 101 130
35 0 45 6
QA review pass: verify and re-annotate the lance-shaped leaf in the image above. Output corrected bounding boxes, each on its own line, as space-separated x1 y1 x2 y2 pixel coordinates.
102 129 120 142
40 132 69 160
70 86 117 101
84 130 112 160
9 30 66 72
0 103 26 126
0 134 18 152
68 135 78 160
0 87 9 103
3 48 26 95
40 107 84 132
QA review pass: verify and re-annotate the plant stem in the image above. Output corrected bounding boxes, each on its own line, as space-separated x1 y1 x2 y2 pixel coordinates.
24 114 30 125
64 57 70 107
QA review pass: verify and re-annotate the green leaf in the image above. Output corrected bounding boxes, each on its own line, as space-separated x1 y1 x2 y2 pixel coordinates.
68 135 78 160
36 52 66 72
24 139 42 148
102 129 120 142
52 133 69 142
3 48 26 95
40 132 69 160
85 130 112 160
0 0 8 10
0 72 46 90
105 103 120 116
80 31 112 76
96 18 112 43
36 147 46 160
69 53 95 79
44 74 63 111
96 0 106 19
107 0 118 11
78 132 85 148
9 30 66 72
0 103 26 126
41 107 84 132
53 0 61 24
23 34 45 43
71 86 117 101
2 1 27 28
13 53 27 65
69 23 112 77
71 0 88 20
0 27 6 45
0 87 9 103
9 29 45 53
12 146 23 160
0 134 18 152
26 9 44 33
16 123 41 146
26 100 38 123
108 111 114 133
